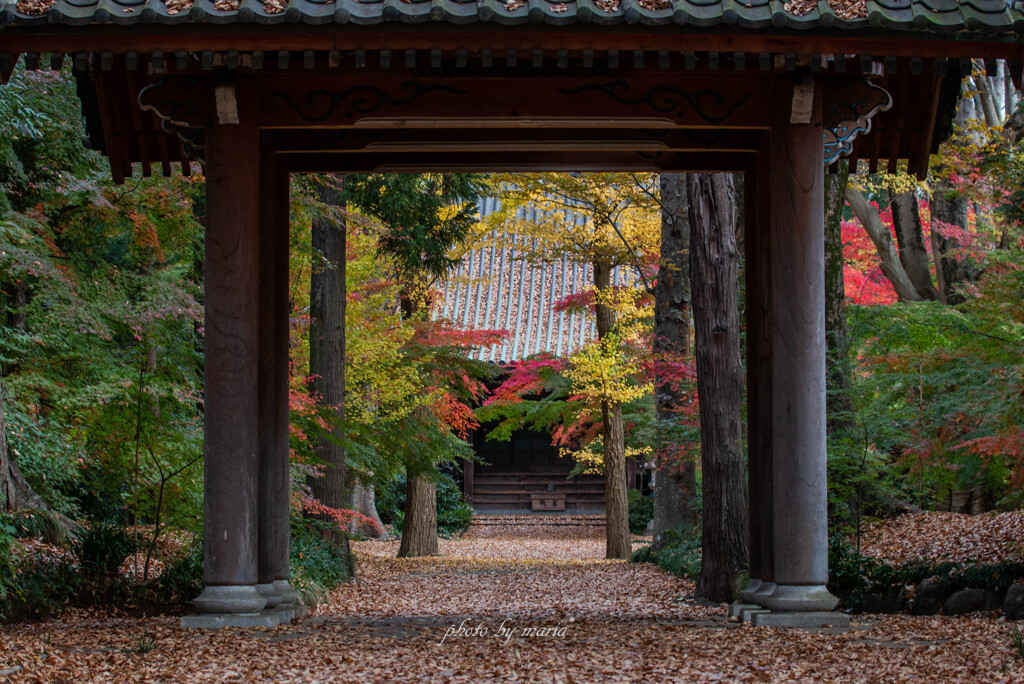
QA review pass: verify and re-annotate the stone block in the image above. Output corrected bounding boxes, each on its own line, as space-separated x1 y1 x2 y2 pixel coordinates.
749 612 852 629
910 579 942 616
729 602 763 618
263 606 297 624
1003 583 1024 620
740 608 771 623
943 588 987 615
180 612 279 630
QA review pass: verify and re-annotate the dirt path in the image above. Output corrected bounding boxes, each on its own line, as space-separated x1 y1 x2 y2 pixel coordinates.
1 530 1022 682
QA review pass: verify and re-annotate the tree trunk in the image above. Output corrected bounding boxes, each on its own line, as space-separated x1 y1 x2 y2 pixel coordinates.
824 162 854 433
844 187 924 302
8 283 28 332
309 175 348 545
592 261 632 559
688 172 748 603
930 179 977 305
348 480 384 538
651 172 698 548
890 191 940 300
397 468 438 557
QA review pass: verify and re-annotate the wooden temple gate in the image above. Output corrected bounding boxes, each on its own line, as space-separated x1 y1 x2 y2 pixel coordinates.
2 0 1022 624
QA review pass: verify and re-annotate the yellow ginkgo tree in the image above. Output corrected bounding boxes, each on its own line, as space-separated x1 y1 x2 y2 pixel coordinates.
477 173 659 559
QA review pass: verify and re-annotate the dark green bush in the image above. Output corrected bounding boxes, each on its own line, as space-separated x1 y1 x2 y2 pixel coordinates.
290 518 353 607
827 535 1024 613
378 470 473 537
627 489 654 535
74 523 135 577
628 523 702 580
5 509 68 546
1 550 81 623
0 514 16 605
146 542 203 606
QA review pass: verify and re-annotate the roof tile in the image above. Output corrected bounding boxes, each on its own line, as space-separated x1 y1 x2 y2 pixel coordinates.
0 0 1020 34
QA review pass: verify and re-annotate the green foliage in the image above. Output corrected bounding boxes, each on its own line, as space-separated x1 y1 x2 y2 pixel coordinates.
1 545 82 623
377 470 473 537
1 65 205 528
827 535 1024 612
0 514 17 604
628 523 701 580
74 523 135 577
4 509 67 546
147 542 203 606
847 291 1024 506
343 173 486 284
290 518 353 607
627 489 653 535
1010 624 1024 660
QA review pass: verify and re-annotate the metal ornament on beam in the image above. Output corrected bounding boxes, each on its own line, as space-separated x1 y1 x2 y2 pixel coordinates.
822 80 893 165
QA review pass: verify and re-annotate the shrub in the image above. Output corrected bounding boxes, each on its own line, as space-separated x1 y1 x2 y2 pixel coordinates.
6 509 67 546
627 489 654 535
0 514 16 604
1 548 81 623
290 518 353 608
378 470 473 537
827 535 1024 613
146 542 203 606
74 523 135 577
627 523 701 580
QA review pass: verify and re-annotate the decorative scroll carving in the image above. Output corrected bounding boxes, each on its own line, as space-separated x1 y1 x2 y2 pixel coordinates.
138 77 207 164
138 77 206 127
558 81 753 125
822 80 893 164
275 81 472 124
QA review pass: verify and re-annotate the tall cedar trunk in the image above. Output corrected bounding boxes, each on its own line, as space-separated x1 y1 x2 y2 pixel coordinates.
593 262 632 559
687 173 748 602
890 191 940 300
652 172 698 548
398 467 438 556
348 481 384 538
309 175 348 545
930 179 977 305
824 162 854 433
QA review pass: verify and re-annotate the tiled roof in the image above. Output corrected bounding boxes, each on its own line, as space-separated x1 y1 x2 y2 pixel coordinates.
441 197 640 364
1 0 1022 34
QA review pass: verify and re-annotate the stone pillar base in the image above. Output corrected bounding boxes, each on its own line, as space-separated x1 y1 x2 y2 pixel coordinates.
757 584 839 612
737 579 764 603
193 585 267 614
257 582 283 609
181 612 279 629
273 579 301 606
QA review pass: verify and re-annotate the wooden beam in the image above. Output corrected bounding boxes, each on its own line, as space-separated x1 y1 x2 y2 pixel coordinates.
281 149 755 174
264 127 767 154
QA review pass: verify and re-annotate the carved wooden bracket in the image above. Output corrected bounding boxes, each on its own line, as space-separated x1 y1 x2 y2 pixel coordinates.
138 77 208 163
822 80 893 165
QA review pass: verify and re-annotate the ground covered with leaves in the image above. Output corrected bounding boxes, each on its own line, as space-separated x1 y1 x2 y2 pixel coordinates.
860 511 1024 565
2 518 1023 682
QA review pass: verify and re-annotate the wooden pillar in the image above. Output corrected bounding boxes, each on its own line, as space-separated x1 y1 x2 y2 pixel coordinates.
257 145 295 608
740 147 775 603
759 76 838 612
193 87 266 615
